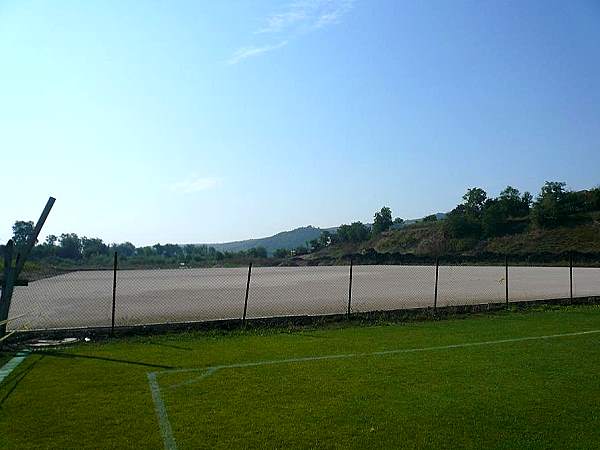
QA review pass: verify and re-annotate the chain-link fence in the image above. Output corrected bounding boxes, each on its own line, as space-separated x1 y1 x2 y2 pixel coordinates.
4 255 600 332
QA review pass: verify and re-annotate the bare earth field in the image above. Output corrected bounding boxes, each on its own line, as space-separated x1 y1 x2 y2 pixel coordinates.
7 265 600 330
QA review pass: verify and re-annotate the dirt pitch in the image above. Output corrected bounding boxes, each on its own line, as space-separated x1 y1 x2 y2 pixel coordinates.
7 265 600 330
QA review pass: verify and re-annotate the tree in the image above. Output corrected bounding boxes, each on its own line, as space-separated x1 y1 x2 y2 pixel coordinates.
114 242 136 258
335 224 352 243
422 214 437 222
12 221 34 247
81 237 109 258
58 233 82 259
318 231 332 247
498 186 530 218
522 191 533 210
335 222 370 243
45 235 57 246
160 244 182 258
294 245 309 256
247 247 267 258
586 187 600 211
462 188 487 214
531 181 569 227
184 244 196 258
309 238 321 252
563 191 587 215
481 200 508 237
444 205 482 238
372 206 393 234
349 222 370 242
273 248 289 258
392 217 404 228
499 186 520 201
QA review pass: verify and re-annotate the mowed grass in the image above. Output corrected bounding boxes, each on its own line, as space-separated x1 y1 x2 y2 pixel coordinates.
1 306 600 449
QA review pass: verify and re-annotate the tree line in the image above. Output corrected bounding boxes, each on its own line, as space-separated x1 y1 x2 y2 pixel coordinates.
301 181 600 255
444 182 600 240
6 224 272 267
5 181 599 266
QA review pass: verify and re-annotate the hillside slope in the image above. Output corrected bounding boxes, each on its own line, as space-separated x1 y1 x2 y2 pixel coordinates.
307 213 600 261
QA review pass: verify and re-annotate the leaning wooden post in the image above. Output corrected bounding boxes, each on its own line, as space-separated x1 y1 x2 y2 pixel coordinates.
0 241 15 337
0 197 55 339
242 262 252 325
111 252 118 336
14 197 55 278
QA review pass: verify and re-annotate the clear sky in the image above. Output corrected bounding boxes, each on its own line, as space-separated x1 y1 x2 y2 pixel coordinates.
1 0 599 246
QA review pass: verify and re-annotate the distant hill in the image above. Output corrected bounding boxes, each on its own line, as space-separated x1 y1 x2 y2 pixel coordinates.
196 213 447 255
198 226 335 254
399 212 447 227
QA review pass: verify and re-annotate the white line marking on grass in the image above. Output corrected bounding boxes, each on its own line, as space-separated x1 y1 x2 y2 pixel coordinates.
0 350 30 385
147 372 178 450
168 367 217 390
146 328 600 450
158 329 600 380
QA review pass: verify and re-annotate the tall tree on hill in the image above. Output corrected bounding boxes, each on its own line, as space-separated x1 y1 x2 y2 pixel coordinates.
531 181 569 227
372 207 393 235
498 186 531 218
319 231 332 247
462 188 487 214
444 187 487 239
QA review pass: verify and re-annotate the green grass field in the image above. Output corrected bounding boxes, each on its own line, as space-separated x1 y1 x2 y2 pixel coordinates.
2 306 600 449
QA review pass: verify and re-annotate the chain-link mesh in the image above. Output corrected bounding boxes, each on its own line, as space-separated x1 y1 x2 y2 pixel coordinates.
509 265 570 302
437 264 506 307
352 264 435 312
9 267 113 330
572 265 600 298
246 266 348 319
3 258 600 331
114 267 248 326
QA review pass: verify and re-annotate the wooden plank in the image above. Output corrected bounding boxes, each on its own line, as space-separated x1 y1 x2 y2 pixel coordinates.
1 197 55 338
0 240 15 336
0 279 28 287
14 197 55 279
0 330 15 343
0 314 27 326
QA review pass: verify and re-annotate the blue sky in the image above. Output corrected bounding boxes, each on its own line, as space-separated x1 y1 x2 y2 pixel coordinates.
1 0 599 246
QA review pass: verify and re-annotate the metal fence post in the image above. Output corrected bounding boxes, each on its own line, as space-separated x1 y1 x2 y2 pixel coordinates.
434 257 439 311
111 251 118 336
569 253 573 303
505 255 509 308
347 258 353 319
243 262 252 325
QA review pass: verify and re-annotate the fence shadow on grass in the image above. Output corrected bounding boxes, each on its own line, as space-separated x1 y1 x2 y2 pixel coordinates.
40 350 175 370
0 355 43 408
